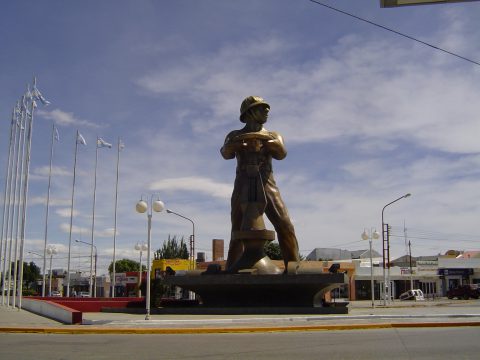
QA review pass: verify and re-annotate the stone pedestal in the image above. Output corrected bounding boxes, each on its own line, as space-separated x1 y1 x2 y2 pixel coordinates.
163 273 349 313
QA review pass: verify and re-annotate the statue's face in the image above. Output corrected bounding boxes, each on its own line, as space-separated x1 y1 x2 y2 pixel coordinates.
249 104 270 124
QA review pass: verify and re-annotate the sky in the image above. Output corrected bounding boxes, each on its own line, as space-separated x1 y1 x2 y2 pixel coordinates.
1 0 480 276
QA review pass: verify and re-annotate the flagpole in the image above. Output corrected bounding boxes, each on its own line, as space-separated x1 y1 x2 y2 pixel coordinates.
17 78 49 309
1 108 17 306
12 94 28 308
66 131 80 297
89 137 100 298
17 87 39 309
41 123 56 297
111 137 122 298
6 97 23 307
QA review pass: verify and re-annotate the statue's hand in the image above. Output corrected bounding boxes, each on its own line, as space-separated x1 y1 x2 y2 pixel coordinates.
264 133 287 160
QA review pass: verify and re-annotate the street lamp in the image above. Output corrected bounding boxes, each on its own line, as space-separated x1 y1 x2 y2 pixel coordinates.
361 228 380 308
381 193 411 305
75 239 97 297
166 209 195 269
46 245 57 296
134 242 148 297
136 195 164 320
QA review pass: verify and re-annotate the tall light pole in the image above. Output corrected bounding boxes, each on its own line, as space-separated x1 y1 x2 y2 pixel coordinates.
46 245 57 296
166 209 195 269
75 239 97 297
381 193 411 305
362 228 380 308
136 195 164 320
134 242 148 297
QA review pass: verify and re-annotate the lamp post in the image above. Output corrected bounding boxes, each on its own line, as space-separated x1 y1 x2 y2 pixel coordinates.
46 245 57 296
361 228 380 308
166 209 195 269
75 239 97 297
136 195 164 320
381 193 411 305
134 242 148 297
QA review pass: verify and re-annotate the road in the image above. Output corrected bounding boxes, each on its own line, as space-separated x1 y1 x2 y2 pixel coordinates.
1 327 479 359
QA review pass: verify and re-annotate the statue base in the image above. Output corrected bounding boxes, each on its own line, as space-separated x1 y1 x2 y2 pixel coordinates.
162 273 349 311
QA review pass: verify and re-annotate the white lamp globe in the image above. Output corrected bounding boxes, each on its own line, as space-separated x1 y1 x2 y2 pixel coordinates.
136 200 148 213
152 200 165 213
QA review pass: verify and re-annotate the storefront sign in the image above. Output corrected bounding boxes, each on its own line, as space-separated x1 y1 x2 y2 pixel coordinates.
438 268 473 276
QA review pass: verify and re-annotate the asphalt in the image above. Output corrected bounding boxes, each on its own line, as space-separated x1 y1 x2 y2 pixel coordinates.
1 299 480 334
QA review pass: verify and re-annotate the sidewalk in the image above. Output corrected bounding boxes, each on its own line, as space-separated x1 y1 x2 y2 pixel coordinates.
1 299 480 334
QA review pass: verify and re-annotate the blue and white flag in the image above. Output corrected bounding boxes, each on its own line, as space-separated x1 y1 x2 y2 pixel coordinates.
54 126 60 141
97 137 112 148
77 132 87 145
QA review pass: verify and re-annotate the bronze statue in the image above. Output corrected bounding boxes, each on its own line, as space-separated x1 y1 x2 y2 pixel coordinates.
221 96 300 271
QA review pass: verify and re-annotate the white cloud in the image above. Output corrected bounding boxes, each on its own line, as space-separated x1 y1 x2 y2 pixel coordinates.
59 223 90 236
135 25 480 155
149 177 231 199
32 165 71 178
56 208 79 218
29 196 71 207
37 108 100 128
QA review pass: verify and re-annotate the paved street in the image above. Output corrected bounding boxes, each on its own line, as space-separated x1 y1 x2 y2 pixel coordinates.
0 299 480 358
1 327 479 359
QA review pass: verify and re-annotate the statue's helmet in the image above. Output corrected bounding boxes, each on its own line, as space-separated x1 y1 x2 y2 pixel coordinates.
239 96 270 122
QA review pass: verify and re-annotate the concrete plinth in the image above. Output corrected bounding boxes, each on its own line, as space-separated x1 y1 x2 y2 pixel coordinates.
163 273 349 312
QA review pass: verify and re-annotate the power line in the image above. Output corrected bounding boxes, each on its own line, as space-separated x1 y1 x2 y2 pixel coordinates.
308 0 480 66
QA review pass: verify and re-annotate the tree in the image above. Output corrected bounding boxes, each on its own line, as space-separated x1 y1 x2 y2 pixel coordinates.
154 235 189 260
264 241 283 260
108 258 144 273
22 261 41 288
264 242 305 261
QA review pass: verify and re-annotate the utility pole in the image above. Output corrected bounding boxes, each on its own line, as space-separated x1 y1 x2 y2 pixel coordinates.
409 240 413 290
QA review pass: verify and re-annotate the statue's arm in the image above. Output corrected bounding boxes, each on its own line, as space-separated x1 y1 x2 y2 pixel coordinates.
220 131 241 159
265 131 287 160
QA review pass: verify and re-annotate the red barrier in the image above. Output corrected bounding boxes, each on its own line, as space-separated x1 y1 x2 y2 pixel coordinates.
29 297 145 312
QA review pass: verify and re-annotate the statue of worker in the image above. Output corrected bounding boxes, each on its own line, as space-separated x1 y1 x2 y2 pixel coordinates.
221 96 300 271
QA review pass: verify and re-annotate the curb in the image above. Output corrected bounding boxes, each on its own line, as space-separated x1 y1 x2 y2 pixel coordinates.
1 321 480 334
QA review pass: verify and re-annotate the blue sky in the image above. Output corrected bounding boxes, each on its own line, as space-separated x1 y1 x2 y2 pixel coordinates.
1 1 480 275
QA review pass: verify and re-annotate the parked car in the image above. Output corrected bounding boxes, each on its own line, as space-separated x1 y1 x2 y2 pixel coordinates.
399 289 425 301
50 291 62 297
76 291 91 298
446 284 480 300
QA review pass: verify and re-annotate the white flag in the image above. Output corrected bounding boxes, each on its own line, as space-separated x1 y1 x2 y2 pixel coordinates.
77 132 87 145
119 139 125 151
32 83 50 106
97 137 112 148
54 126 60 141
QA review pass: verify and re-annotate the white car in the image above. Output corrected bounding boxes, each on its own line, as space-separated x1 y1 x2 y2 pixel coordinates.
399 289 425 301
50 291 62 297
77 291 91 298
